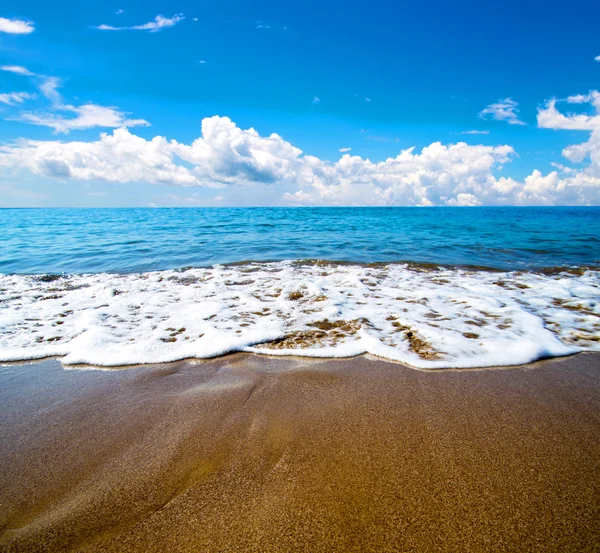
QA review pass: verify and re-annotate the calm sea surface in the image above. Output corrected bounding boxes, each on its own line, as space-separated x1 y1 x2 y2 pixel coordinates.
1 207 598 274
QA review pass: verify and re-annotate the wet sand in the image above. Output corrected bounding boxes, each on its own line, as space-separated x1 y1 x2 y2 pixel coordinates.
1 353 600 552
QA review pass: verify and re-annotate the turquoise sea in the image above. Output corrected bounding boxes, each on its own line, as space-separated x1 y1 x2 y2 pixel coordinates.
1 207 599 274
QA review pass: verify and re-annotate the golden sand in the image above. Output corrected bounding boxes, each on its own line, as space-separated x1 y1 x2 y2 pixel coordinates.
1 353 599 552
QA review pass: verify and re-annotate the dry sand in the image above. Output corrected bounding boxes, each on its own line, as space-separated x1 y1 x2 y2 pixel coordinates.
0 353 599 552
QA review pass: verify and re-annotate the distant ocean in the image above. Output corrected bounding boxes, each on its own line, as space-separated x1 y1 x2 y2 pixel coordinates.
1 207 598 368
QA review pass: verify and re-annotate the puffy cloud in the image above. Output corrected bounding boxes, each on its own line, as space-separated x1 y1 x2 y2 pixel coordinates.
537 91 600 130
479 98 525 125
0 17 34 34
0 129 200 186
0 115 599 205
0 92 36 105
0 65 34 76
94 14 184 32
595 55 600 62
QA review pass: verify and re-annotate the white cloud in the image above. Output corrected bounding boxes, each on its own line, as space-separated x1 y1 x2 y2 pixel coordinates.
0 17 34 34
94 14 184 32
256 24 272 29
595 55 600 62
1 115 599 205
365 98 371 102
5 75 149 133
460 130 490 135
0 65 34 76
312 97 320 105
0 92 36 105
193 17 198 22
0 128 199 185
537 91 600 131
16 103 149 133
198 60 207 64
338 147 352 152
115 9 125 15
479 98 525 125
38 76 62 104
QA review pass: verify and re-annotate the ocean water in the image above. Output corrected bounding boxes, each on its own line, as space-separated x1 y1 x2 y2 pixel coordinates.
0 207 598 368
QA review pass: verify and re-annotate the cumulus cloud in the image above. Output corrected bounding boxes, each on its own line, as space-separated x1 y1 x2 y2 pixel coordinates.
595 55 600 62
0 129 199 185
94 13 184 32
537 91 600 131
0 92 36 105
0 115 599 205
0 17 34 34
0 65 34 76
2 115 597 205
479 98 525 125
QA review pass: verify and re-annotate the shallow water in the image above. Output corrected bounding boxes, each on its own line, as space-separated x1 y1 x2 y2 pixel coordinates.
0 262 597 368
1 207 598 368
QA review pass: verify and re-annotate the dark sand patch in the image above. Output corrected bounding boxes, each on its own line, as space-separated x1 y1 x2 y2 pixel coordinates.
0 353 599 552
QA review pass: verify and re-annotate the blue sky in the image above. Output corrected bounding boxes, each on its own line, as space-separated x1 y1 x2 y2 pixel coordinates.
0 0 599 206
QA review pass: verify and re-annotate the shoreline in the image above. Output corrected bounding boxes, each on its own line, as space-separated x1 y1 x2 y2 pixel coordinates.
0 349 592 373
1 352 600 552
2 261 597 369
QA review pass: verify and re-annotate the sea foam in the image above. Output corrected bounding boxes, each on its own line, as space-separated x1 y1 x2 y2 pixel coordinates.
0 262 597 368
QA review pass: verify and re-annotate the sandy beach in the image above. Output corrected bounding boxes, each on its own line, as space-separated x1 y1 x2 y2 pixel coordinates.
1 353 599 552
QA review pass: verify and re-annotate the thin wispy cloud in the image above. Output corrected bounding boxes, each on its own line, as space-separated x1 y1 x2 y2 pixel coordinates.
0 65 34 76
2 71 149 133
479 98 525 125
256 24 272 29
39 77 62 104
367 136 399 142
460 130 490 135
94 14 184 32
115 9 125 15
15 103 150 133
339 147 352 152
365 98 372 102
0 92 36 105
0 17 34 34
311 96 320 105
198 60 207 64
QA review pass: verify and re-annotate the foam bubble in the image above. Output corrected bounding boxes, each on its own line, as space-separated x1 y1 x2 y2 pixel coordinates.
0 262 597 369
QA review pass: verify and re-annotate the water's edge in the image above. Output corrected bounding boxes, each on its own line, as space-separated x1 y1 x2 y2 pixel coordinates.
1 261 598 369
